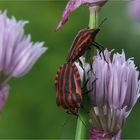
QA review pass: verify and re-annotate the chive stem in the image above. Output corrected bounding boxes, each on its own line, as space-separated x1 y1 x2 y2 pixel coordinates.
75 6 99 140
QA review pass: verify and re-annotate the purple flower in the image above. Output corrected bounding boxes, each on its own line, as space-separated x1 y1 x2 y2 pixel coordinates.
56 0 107 31
0 11 47 111
79 50 140 139
0 11 47 79
128 0 140 22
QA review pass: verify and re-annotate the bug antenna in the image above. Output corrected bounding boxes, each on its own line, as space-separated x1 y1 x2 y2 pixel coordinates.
82 79 89 90
77 113 87 128
61 115 70 127
98 18 107 28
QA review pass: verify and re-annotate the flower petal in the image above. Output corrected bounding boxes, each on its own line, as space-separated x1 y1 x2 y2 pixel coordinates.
0 11 47 78
86 49 140 136
128 0 140 22
56 0 107 31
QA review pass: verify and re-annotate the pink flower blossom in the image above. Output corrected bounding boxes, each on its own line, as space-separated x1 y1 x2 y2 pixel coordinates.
78 50 140 139
128 0 140 22
56 0 107 31
0 11 47 111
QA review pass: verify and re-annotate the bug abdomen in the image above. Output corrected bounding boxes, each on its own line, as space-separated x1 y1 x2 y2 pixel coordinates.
54 63 83 115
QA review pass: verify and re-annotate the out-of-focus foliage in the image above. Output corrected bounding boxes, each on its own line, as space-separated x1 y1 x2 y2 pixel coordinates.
0 1 139 139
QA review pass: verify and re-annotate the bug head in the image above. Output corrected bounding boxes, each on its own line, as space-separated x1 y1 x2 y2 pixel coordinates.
68 108 78 116
87 28 100 38
88 17 107 37
92 28 100 35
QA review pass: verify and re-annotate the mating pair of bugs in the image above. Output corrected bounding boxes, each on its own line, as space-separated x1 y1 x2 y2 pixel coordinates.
54 27 104 116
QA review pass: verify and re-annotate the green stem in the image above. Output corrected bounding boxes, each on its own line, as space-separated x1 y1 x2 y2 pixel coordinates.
89 8 98 29
75 7 99 140
86 7 98 63
75 109 89 140
74 92 89 139
75 77 89 140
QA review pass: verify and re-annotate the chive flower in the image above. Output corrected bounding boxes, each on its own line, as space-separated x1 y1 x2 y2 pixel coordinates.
79 50 140 139
56 0 107 31
128 0 140 22
0 11 47 111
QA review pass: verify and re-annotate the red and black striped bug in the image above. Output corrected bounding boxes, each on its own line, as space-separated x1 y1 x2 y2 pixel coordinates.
54 63 83 115
66 28 103 62
66 19 107 63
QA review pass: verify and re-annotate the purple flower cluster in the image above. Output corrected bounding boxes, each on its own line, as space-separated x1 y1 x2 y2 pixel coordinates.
128 0 140 22
77 50 140 139
0 11 47 111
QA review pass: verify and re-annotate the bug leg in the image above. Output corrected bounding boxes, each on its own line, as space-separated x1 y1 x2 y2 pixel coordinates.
94 45 107 63
87 66 98 84
89 78 98 92
87 69 96 76
93 41 105 50
81 79 89 90
82 70 97 92
99 50 109 64
98 50 109 64
77 113 87 128
83 89 92 95
91 41 103 57
98 50 107 64
78 58 85 71
82 78 98 95
91 42 104 52
61 116 70 127
91 42 108 64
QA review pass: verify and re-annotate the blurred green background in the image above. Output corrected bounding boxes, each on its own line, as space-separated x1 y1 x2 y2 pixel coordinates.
0 0 139 139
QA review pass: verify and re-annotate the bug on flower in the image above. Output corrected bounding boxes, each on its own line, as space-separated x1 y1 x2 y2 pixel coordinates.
66 28 104 62
54 63 82 115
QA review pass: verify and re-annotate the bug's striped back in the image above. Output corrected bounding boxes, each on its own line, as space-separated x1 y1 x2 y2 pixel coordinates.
54 63 82 115
67 28 100 62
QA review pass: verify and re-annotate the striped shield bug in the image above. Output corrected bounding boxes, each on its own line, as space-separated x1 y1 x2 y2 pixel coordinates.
66 19 107 63
66 28 103 62
54 63 83 115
